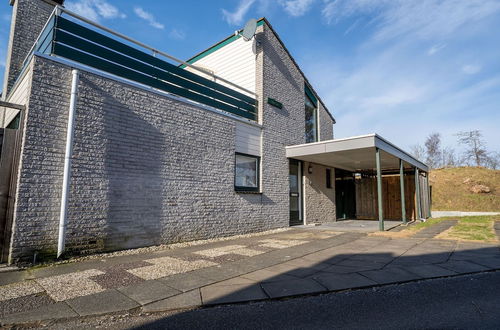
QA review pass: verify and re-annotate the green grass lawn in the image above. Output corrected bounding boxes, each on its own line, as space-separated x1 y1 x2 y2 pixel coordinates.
405 215 499 243
406 217 447 232
445 216 498 242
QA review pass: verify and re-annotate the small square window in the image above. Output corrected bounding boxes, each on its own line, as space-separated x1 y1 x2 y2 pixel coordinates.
235 153 260 192
326 168 332 188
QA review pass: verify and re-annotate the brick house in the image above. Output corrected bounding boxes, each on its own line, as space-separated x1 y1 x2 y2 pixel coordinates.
0 0 429 264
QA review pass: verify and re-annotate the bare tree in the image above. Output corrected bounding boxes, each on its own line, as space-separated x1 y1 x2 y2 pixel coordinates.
410 144 426 162
442 147 458 168
486 152 500 170
456 130 488 166
425 133 442 168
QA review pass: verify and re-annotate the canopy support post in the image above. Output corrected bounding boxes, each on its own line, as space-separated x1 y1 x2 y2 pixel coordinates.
376 148 384 231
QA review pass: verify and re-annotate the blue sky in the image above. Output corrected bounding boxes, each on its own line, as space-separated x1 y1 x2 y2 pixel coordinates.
1 0 499 154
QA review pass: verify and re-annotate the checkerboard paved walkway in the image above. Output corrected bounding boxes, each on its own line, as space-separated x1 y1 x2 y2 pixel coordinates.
1 224 499 326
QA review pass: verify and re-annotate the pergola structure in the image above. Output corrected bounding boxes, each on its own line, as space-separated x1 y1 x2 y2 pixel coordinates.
286 134 430 231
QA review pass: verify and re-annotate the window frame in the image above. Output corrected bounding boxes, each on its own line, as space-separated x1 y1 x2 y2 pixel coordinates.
326 168 332 189
234 152 260 192
305 85 319 144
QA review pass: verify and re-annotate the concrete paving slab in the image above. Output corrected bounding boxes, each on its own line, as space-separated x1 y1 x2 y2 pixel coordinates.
401 264 458 278
158 272 216 292
438 260 491 274
0 302 77 326
142 289 201 312
241 269 298 283
192 265 244 282
451 250 500 260
66 289 139 316
360 267 422 284
261 278 326 298
285 258 331 271
209 276 256 286
201 283 268 305
468 257 500 269
392 253 451 265
311 272 378 291
0 271 29 286
412 220 458 239
301 220 401 232
335 259 386 271
262 263 319 278
321 264 363 274
117 280 181 305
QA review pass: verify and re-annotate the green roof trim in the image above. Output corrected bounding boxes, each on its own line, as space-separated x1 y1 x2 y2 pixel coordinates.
180 19 265 68
305 83 317 106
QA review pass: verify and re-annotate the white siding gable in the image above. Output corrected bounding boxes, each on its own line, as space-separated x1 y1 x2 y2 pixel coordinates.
187 37 256 95
2 66 32 127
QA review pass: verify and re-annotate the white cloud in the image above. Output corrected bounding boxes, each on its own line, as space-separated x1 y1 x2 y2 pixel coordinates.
222 0 256 25
322 0 500 42
302 34 500 150
427 43 446 55
169 29 186 40
133 7 165 30
462 64 481 75
65 0 126 22
279 0 315 17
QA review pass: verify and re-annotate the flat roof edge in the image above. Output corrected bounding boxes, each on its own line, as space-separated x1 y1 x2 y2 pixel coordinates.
286 134 429 172
285 134 376 149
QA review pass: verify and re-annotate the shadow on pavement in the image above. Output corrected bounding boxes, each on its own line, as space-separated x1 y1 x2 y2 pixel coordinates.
131 242 500 329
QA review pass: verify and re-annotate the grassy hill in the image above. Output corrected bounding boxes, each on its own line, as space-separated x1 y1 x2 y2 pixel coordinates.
429 167 500 211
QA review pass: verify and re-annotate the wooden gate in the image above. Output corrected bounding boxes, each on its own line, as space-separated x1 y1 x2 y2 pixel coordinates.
355 174 417 220
0 111 24 263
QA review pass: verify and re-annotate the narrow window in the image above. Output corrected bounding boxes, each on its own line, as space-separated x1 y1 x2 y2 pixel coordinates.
305 85 318 143
235 153 260 192
326 168 332 188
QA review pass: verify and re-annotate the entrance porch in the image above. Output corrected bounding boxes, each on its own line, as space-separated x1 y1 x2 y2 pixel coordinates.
286 134 430 231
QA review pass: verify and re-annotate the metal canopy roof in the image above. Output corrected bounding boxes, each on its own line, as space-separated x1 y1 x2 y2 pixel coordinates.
286 134 429 172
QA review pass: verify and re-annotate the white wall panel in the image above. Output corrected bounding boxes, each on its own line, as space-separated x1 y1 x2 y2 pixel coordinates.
235 122 261 156
187 37 256 96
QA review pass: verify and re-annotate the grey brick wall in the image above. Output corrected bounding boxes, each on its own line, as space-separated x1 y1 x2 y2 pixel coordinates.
304 162 336 224
9 56 265 262
8 20 336 262
319 102 334 141
258 23 307 229
2 0 56 96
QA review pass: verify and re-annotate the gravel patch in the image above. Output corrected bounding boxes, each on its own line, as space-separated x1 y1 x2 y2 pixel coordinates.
0 293 54 318
127 257 217 280
20 228 291 269
0 281 44 301
194 245 264 258
35 269 105 302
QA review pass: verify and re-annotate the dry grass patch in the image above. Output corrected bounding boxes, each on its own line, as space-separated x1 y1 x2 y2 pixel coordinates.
436 216 499 243
430 167 500 212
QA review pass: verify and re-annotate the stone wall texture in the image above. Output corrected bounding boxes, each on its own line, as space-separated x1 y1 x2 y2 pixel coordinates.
8 20 336 262
319 102 334 141
2 0 55 95
304 162 336 224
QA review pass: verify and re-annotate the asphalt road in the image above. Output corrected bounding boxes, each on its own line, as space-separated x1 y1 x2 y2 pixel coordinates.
52 271 500 329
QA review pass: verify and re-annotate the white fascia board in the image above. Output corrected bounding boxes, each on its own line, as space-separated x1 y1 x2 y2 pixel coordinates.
286 134 429 172
286 134 375 158
374 134 429 171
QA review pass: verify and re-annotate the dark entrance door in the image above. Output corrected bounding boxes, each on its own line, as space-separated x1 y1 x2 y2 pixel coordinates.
335 169 356 219
289 159 302 226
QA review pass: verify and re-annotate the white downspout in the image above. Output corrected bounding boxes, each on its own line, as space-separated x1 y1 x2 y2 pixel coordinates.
57 69 79 258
